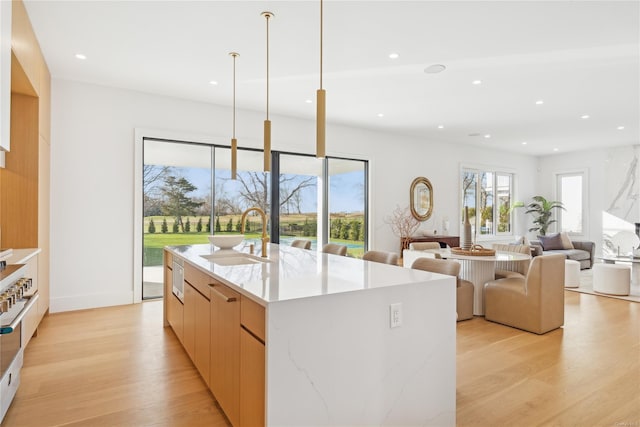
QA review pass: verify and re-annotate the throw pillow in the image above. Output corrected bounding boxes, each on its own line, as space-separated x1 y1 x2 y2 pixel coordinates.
560 232 574 249
538 233 564 250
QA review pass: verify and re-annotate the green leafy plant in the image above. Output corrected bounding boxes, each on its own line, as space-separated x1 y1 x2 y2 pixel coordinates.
525 196 565 236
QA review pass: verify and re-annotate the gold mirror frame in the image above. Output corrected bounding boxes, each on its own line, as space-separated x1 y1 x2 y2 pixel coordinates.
410 177 433 221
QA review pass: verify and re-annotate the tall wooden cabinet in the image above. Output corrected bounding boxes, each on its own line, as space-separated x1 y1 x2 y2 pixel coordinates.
0 0 50 324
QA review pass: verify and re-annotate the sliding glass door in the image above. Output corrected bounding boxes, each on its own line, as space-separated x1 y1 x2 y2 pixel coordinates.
141 139 369 299
143 139 213 299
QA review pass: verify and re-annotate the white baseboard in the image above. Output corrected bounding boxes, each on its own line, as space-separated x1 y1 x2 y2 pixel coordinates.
50 290 134 313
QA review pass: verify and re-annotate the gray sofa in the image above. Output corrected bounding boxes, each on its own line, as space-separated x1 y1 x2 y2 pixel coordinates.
531 239 595 270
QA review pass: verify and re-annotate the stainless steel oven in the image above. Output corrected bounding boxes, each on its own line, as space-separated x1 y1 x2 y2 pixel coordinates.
0 263 38 422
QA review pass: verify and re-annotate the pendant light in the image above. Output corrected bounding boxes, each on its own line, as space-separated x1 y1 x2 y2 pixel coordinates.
261 11 274 172
229 52 239 180
316 0 326 159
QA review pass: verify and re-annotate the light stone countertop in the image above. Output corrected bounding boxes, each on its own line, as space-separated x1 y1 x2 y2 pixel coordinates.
167 243 449 306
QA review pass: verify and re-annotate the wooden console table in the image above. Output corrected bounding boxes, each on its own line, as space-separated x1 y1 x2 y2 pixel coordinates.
402 235 460 253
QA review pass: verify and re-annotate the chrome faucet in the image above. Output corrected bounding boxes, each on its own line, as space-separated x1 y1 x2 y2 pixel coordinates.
241 207 269 258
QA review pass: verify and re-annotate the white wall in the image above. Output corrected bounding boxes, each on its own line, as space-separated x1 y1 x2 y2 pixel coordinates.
51 79 537 312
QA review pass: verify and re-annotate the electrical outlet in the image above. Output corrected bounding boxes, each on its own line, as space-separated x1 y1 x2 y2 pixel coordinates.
390 303 402 328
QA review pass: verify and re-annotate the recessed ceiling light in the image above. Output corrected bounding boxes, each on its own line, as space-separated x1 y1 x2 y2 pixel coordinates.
209 80 219 86
75 53 87 60
424 64 446 74
617 126 625 130
535 100 544 105
484 134 491 139
389 53 399 59
377 113 384 118
437 125 444 129
553 148 559 152
468 133 481 137
522 141 528 145
472 80 482 85
305 99 312 104
581 114 590 119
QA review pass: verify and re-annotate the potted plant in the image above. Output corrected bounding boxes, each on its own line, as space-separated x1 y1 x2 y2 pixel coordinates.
525 196 565 236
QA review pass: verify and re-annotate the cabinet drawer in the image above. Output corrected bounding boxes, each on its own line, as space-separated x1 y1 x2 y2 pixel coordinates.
184 263 211 298
241 296 265 342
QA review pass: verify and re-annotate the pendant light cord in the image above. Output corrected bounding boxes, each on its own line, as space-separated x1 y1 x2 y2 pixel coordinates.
266 13 270 120
320 0 323 90
232 54 236 139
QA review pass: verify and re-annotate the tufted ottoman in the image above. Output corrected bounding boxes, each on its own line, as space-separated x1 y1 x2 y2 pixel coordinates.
592 263 631 295
564 260 581 288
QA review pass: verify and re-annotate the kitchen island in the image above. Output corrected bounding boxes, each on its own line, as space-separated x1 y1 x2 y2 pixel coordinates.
164 243 456 426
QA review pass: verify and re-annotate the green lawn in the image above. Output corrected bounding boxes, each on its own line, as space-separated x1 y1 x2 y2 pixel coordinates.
143 214 366 264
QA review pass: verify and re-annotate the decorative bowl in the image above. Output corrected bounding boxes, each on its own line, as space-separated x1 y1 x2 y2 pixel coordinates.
208 234 245 249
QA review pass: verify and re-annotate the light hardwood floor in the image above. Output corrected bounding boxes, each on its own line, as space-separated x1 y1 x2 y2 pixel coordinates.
4 291 639 426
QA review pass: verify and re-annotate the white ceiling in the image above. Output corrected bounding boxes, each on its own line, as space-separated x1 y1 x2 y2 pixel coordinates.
24 0 640 156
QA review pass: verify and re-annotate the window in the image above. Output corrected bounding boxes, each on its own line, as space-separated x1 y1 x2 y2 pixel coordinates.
139 138 369 300
461 168 513 238
328 158 368 257
278 154 322 249
557 172 585 235
143 140 213 299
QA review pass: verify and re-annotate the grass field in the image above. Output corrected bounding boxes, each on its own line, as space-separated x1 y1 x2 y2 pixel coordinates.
143 214 365 266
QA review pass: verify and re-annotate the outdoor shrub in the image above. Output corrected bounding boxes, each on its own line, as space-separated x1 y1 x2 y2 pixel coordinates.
185 217 191 232
235 221 242 232
172 220 179 233
226 218 233 232
161 218 168 233
206 217 211 233
148 218 156 234
245 219 251 232
215 216 221 232
196 217 203 232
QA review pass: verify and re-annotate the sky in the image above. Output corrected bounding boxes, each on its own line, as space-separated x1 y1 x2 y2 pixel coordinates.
164 167 365 213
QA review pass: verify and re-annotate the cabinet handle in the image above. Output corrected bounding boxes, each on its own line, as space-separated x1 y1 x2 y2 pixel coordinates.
211 287 237 303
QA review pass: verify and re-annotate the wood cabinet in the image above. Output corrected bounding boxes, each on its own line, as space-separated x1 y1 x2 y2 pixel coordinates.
1 0 50 328
183 263 211 385
163 250 173 327
210 280 241 427
240 296 265 427
164 256 267 427
167 292 184 344
0 0 11 153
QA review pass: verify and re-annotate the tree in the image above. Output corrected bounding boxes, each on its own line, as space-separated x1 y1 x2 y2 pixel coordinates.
159 175 203 232
172 220 179 233
206 217 211 233
226 217 233 232
161 218 168 233
215 216 221 232
148 218 156 234
196 217 203 232
234 172 315 213
526 196 565 235
245 219 251 232
349 220 362 241
143 164 172 194
184 217 191 232
235 220 242 232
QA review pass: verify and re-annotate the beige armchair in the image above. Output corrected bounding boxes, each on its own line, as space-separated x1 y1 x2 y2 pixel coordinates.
492 243 531 279
411 257 474 321
362 250 399 265
322 243 348 256
408 242 442 259
484 253 565 334
291 239 312 249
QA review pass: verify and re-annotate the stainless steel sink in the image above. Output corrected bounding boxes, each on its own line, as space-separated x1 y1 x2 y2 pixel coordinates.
200 252 272 266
